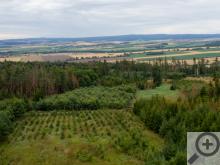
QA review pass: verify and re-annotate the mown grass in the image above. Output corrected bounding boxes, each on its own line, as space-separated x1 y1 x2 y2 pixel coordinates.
0 110 164 165
136 84 179 100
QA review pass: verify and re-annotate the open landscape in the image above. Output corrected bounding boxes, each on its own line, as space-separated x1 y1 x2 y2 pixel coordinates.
1 0 220 164
1 35 220 65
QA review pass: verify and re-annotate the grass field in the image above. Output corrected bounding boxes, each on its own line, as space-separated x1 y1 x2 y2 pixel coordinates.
137 51 220 61
165 52 220 60
0 110 164 165
136 84 179 100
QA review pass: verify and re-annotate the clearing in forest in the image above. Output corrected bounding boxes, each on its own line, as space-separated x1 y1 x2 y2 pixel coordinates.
136 84 179 100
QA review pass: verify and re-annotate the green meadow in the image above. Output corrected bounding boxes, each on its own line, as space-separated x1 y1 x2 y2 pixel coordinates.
136 84 179 100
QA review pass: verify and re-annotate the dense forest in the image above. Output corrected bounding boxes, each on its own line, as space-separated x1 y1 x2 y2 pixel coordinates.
0 58 219 99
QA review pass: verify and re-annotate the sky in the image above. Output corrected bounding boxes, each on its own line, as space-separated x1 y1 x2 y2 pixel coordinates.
0 0 220 39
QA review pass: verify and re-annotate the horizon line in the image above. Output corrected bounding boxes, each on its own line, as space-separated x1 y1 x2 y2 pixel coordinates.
1 33 220 41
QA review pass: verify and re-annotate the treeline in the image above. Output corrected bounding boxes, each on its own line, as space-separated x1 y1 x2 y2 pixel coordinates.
133 81 220 164
0 62 99 100
35 85 136 111
1 59 219 100
0 98 30 140
0 61 152 99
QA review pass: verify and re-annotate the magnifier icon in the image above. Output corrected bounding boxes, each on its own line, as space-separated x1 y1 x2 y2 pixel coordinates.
188 132 220 164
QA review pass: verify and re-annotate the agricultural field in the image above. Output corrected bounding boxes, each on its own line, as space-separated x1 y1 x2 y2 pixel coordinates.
0 110 163 165
1 37 220 64
136 51 220 61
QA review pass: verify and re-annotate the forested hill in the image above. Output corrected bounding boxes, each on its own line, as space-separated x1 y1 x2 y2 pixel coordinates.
1 34 220 46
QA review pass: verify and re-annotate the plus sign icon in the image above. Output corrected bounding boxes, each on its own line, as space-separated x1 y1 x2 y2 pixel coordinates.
187 132 220 165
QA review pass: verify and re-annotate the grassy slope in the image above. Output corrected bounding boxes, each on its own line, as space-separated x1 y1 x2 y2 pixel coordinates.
0 110 164 165
0 137 141 165
136 84 179 100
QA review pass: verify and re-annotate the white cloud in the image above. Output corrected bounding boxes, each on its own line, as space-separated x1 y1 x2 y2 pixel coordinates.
0 0 220 39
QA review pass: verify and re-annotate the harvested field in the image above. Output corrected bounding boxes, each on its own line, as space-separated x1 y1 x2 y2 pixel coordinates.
20 55 44 62
68 52 124 58
0 56 22 62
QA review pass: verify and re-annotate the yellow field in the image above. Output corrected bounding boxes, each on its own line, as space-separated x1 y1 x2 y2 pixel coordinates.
0 53 120 62
68 53 124 58
0 56 22 62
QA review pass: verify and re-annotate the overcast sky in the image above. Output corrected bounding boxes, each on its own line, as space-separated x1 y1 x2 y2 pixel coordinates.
0 0 220 39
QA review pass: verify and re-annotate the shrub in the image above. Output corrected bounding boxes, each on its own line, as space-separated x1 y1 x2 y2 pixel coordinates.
0 111 12 140
76 149 93 162
114 129 149 160
0 98 29 118
0 98 29 140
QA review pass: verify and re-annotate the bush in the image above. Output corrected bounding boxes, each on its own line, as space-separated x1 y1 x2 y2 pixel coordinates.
114 129 149 160
0 98 29 118
170 81 177 90
76 149 93 162
168 152 186 165
76 144 106 162
166 72 186 80
0 111 12 140
0 98 29 140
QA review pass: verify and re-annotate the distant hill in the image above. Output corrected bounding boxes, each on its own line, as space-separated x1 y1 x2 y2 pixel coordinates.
1 34 220 46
